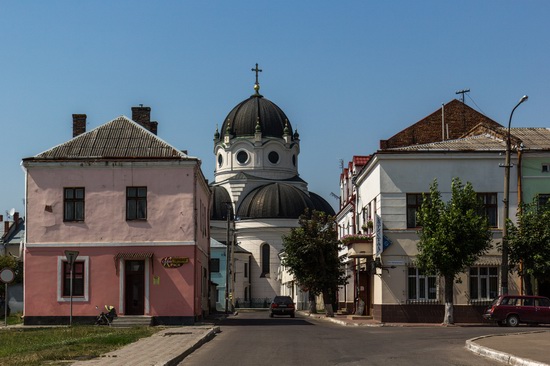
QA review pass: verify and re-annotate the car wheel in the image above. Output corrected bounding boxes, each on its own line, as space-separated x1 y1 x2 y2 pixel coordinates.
507 315 519 327
269 313 274 318
290 313 295 318
497 320 506 327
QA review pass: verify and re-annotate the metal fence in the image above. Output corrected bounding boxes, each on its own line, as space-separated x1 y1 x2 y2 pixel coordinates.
234 298 272 309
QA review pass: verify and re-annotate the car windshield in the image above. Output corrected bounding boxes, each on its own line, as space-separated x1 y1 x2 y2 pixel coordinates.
274 296 293 304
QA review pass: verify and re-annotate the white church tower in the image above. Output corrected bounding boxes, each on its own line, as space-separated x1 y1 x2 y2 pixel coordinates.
210 64 334 308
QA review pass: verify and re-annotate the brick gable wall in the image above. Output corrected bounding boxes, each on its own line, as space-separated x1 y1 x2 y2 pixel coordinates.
380 99 503 150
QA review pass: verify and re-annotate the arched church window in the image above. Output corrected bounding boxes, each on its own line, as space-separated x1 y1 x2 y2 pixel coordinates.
292 154 296 166
261 243 270 277
268 151 279 164
237 150 249 165
218 154 223 167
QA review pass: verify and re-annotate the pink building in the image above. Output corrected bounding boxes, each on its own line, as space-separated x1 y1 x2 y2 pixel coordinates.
21 107 211 325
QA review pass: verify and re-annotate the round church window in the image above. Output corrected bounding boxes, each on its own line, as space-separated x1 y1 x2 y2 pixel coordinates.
218 154 223 167
268 151 279 164
237 150 249 165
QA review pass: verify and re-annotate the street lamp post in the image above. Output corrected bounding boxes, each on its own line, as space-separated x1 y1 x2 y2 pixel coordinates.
501 95 528 296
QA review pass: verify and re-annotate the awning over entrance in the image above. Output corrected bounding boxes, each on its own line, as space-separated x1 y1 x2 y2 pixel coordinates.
114 252 154 273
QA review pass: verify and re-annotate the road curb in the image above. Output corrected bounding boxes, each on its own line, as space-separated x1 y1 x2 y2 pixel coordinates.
164 326 221 366
466 333 548 366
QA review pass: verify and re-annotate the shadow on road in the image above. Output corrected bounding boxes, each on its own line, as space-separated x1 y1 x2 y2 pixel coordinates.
219 317 315 326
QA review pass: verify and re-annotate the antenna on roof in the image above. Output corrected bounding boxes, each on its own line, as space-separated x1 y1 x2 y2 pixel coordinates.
455 89 470 104
6 208 15 220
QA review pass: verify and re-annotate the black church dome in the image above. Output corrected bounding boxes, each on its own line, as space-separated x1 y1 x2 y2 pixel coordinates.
210 186 232 220
220 94 293 140
237 183 334 219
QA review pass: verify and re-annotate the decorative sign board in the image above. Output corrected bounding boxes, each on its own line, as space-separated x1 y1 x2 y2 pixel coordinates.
161 256 189 268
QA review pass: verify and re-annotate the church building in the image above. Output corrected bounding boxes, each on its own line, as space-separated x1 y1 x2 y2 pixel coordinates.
210 65 335 308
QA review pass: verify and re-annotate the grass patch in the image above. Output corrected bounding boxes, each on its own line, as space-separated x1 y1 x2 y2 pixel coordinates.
0 325 160 366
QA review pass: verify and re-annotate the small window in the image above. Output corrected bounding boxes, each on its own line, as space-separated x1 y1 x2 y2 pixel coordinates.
236 150 249 164
406 194 425 228
63 261 85 297
478 193 498 227
64 187 85 222
268 151 279 164
210 258 220 273
244 263 248 278
292 155 296 166
261 243 270 277
542 164 550 173
538 194 550 208
127 187 147 220
218 154 223 167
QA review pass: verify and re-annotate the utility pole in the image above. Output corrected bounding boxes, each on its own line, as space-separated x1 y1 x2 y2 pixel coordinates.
224 204 231 314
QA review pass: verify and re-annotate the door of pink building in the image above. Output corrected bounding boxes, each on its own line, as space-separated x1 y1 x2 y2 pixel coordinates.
125 260 145 315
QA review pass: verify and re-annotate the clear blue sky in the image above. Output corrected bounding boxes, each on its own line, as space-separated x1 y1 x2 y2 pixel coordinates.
1 1 548 216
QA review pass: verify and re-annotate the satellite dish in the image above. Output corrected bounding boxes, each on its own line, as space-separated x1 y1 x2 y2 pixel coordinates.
8 208 15 217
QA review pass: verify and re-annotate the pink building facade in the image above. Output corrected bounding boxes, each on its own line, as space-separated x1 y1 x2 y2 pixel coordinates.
22 109 211 325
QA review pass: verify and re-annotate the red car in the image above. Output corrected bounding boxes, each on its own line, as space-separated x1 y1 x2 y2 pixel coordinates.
483 295 550 327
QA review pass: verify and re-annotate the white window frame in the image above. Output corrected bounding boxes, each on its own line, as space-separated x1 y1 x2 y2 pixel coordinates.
407 267 438 301
57 255 89 302
469 266 498 301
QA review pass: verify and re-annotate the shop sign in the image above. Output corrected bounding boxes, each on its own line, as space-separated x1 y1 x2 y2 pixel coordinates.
161 256 189 268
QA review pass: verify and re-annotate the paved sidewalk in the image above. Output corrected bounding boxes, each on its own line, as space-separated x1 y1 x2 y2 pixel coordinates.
467 331 550 366
71 325 220 366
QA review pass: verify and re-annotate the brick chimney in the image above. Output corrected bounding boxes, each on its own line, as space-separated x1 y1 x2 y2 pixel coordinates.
72 114 87 137
13 212 19 229
131 105 158 135
3 221 8 234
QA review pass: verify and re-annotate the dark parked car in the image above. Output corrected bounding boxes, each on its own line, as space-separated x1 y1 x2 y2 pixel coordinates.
483 295 550 327
270 296 295 318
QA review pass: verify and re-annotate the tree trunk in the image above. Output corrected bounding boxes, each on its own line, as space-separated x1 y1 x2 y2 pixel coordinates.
524 272 534 296
443 275 454 325
308 292 317 314
323 292 334 317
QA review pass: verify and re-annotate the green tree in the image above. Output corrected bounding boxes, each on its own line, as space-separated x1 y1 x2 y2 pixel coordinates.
416 178 492 324
507 199 550 295
281 209 347 317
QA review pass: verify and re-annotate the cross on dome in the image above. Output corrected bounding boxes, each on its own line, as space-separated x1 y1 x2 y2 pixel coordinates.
251 63 262 94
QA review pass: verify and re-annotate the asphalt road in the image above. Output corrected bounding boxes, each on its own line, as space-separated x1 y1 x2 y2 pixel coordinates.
182 311 513 366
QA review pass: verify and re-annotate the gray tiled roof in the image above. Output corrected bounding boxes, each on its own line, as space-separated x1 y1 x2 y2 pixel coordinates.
31 116 188 160
387 128 550 152
387 134 505 152
508 128 550 150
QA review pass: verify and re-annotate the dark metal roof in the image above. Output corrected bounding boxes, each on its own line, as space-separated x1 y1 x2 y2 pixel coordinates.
29 116 188 160
210 186 232 220
220 95 293 140
236 183 334 219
